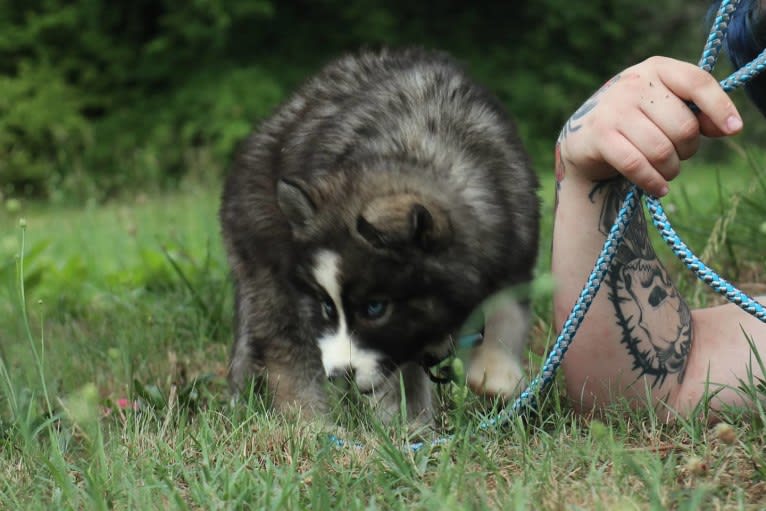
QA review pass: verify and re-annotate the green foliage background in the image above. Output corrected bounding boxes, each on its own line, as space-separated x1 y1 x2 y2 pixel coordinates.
0 0 755 201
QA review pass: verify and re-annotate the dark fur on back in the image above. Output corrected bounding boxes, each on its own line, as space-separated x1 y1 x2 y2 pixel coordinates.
220 47 539 414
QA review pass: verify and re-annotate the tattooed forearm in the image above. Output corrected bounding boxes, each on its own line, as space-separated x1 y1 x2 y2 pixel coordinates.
592 178 692 387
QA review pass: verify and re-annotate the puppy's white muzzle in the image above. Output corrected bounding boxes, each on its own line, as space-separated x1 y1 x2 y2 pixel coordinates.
317 329 385 392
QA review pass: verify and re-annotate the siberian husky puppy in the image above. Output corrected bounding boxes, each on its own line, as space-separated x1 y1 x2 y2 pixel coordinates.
220 48 539 423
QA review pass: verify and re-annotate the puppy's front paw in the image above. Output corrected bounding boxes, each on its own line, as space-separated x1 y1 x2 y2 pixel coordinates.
466 352 526 400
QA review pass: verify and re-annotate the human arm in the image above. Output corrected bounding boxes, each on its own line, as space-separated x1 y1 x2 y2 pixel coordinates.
552 56 766 418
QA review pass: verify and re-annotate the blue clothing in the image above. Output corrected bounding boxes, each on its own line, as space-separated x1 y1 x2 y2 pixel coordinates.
717 0 766 114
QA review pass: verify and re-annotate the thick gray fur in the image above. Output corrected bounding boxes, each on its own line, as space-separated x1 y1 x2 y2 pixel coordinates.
220 47 539 422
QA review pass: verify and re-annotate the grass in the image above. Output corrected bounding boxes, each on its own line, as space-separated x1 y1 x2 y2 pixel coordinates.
1 148 765 509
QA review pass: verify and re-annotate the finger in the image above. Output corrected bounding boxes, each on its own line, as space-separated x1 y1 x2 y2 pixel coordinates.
650 56 743 135
638 92 701 161
696 112 728 138
617 114 681 182
598 130 669 197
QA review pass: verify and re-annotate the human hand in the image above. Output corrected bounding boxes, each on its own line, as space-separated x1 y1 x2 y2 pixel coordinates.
556 56 743 197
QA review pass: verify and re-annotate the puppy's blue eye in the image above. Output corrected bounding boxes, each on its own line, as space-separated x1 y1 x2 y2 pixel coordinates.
361 300 389 321
320 299 336 320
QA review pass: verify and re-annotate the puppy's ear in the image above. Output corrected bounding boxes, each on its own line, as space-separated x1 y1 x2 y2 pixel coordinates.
356 195 452 251
277 178 316 228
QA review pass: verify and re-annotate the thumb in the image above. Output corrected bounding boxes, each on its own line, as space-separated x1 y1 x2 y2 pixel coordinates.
697 111 742 138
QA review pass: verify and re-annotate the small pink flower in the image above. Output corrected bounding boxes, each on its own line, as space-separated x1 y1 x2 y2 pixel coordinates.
116 398 140 410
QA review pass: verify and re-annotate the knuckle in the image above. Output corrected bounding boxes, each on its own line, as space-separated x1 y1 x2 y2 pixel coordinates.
644 55 667 68
677 117 700 141
678 137 700 161
619 153 645 176
719 99 737 116
652 141 677 164
689 69 718 90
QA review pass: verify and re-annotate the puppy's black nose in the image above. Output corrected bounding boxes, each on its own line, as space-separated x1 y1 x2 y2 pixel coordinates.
327 366 356 383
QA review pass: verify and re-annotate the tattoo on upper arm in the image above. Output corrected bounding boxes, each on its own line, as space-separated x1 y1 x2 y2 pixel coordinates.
592 178 692 387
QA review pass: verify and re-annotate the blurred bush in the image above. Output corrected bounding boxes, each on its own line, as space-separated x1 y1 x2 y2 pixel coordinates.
1 0 759 202
0 0 277 200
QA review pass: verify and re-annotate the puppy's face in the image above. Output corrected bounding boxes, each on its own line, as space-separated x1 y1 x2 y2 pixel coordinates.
290 246 467 391
279 178 474 391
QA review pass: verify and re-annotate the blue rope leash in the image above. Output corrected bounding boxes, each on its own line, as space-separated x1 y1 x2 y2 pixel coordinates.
646 0 766 325
331 0 766 452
